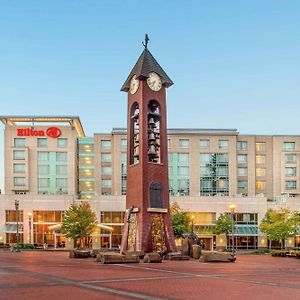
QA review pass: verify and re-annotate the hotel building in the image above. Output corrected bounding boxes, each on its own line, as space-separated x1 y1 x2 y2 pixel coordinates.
0 116 300 250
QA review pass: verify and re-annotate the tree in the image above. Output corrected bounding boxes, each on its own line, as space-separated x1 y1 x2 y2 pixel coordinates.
260 208 299 250
61 202 98 249
214 213 233 248
170 202 190 238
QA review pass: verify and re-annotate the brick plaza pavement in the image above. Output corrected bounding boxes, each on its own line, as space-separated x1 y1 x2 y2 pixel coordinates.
0 251 300 300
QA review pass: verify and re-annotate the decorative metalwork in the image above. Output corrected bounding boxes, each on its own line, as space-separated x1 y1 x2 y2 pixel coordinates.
142 34 150 49
127 213 137 251
151 213 165 252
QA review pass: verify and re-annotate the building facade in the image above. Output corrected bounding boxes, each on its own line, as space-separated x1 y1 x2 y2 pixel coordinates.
1 116 300 249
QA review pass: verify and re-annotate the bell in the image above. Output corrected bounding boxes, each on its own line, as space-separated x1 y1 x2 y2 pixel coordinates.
134 134 139 143
148 145 157 156
149 132 155 141
134 147 139 157
148 117 155 126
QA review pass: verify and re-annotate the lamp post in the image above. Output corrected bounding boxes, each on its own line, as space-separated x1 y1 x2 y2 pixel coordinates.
28 212 32 244
191 215 194 233
229 204 236 254
14 199 20 252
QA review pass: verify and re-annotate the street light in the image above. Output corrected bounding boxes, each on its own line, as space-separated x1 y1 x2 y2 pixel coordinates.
191 215 194 233
14 199 20 252
229 204 236 254
28 212 32 244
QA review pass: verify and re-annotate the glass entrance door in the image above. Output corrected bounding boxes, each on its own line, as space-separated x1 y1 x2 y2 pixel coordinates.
101 234 111 249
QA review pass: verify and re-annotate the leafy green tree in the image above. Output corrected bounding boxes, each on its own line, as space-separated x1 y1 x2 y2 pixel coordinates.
260 208 299 250
170 202 190 238
61 202 97 249
214 213 233 248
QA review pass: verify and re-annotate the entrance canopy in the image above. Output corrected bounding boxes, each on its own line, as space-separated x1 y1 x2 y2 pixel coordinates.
234 225 258 236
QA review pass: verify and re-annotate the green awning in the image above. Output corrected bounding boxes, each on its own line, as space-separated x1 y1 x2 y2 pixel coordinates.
234 225 258 236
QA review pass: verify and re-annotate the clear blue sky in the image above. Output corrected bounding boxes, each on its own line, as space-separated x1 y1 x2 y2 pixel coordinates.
1 0 300 190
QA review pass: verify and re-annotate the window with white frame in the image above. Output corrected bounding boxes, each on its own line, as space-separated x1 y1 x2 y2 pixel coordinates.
285 180 296 190
57 138 68 148
237 141 247 150
256 168 266 177
101 153 112 162
178 166 189 176
101 166 112 175
13 150 25 160
238 167 248 176
284 142 295 151
14 177 25 186
178 153 189 163
285 167 296 177
237 180 248 189
102 179 112 188
219 140 229 149
237 154 247 164
13 164 25 173
285 153 297 164
56 165 67 176
14 138 26 148
56 152 67 162
199 139 210 148
120 139 127 148
256 142 266 152
101 140 111 149
38 178 49 188
38 165 49 175
37 138 48 148
179 139 189 148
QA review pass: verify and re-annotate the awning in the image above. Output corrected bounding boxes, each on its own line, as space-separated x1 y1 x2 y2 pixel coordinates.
234 225 258 236
48 223 113 232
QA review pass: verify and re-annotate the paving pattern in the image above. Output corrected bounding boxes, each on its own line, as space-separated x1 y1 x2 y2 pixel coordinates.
0 251 300 300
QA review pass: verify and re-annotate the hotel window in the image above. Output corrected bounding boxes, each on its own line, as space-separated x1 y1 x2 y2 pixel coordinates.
101 153 112 162
38 178 49 188
178 153 189 163
285 167 296 177
38 152 49 161
14 138 26 148
120 139 127 148
102 179 112 188
177 179 189 196
238 167 248 176
256 181 266 190
57 138 68 148
178 166 189 176
284 142 295 151
286 180 296 190
237 141 247 150
237 154 247 164
56 165 67 176
38 165 49 175
101 140 111 149
101 166 112 175
200 139 210 148
179 139 189 148
256 142 266 152
256 155 266 164
13 150 25 160
37 138 48 148
256 168 266 177
285 153 296 164
219 140 229 149
13 164 25 173
56 152 67 162
200 153 229 196
168 139 171 148
237 180 248 189
14 177 25 186
56 178 67 192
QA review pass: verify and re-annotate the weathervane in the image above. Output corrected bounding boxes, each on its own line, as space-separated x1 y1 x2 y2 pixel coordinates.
142 34 150 49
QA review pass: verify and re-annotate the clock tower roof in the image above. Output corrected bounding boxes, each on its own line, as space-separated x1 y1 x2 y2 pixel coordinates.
121 47 174 92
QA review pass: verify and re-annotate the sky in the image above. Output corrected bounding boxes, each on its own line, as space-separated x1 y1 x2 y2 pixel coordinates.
0 0 300 190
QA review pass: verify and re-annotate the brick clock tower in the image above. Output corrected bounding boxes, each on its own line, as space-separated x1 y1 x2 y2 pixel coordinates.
120 36 177 254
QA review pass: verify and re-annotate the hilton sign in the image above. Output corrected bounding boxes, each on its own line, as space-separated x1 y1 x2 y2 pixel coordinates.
17 127 62 138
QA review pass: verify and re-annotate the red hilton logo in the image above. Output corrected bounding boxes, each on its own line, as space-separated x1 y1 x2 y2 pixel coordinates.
17 127 62 138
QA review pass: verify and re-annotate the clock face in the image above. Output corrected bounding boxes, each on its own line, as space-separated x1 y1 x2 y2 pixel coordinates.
147 72 162 91
129 75 139 94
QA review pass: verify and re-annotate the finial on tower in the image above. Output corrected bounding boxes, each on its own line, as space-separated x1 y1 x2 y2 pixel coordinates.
142 34 150 49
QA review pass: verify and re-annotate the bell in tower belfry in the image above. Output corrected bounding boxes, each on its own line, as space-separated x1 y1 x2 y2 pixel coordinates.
120 35 177 254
